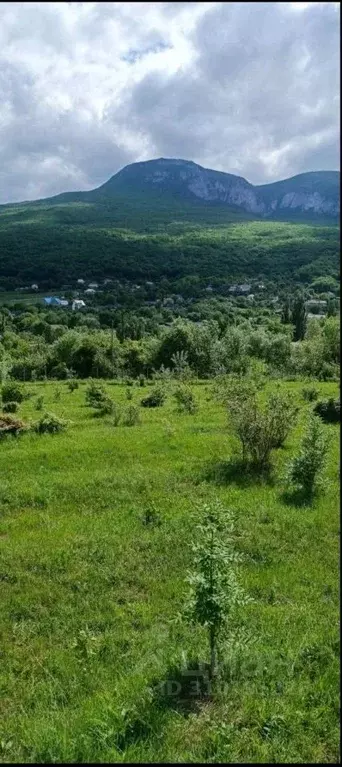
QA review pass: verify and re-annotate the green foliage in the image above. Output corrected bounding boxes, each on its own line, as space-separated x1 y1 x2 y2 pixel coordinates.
125 388 133 401
2 401 18 413
141 385 166 408
123 404 141 426
302 386 319 402
285 415 328 498
34 412 69 434
96 396 115 416
292 295 307 341
182 501 247 680
109 402 122 426
227 388 297 468
85 380 107 407
173 385 198 414
53 387 61 402
67 380 79 392
35 395 44 411
1 381 24 404
314 398 340 424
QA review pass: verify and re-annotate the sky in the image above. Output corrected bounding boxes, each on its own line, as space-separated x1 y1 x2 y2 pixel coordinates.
0 1 339 203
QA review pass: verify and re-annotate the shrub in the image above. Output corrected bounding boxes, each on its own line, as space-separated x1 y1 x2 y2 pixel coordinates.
285 415 328 497
96 397 115 416
138 375 145 387
2 401 18 413
302 386 319 402
85 380 107 407
314 398 340 424
182 501 247 681
141 386 166 408
53 387 62 402
34 412 69 434
35 395 44 411
109 403 122 427
50 362 69 380
67 380 79 392
227 389 297 469
173 385 198 414
123 404 141 426
267 392 299 448
0 414 28 438
125 378 134 387
125 388 133 401
1 382 24 404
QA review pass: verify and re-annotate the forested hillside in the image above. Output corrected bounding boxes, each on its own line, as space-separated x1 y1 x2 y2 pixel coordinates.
0 213 339 290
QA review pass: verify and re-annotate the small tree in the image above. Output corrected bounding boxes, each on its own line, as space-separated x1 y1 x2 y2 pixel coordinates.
1 382 24 404
173 385 198 414
182 501 246 682
292 295 307 342
285 415 328 498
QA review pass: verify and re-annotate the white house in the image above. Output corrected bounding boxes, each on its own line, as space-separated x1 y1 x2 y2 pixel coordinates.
72 299 86 310
77 279 85 285
88 282 98 289
85 288 96 295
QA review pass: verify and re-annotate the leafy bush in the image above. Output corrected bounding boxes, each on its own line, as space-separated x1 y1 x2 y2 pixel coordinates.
2 401 18 413
302 386 319 402
53 387 62 402
141 386 166 408
35 395 44 411
34 412 69 434
285 415 328 497
50 362 69 380
138 375 145 387
123 404 141 426
173 385 198 414
125 388 133 401
314 398 340 424
0 414 28 438
85 380 107 407
96 396 115 416
227 389 297 469
67 380 79 392
109 403 122 427
1 382 24 404
267 392 299 448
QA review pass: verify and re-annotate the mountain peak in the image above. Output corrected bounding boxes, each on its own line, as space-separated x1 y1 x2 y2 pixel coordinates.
96 158 339 219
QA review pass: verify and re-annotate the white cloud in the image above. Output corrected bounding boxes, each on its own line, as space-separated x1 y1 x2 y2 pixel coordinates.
0 0 339 203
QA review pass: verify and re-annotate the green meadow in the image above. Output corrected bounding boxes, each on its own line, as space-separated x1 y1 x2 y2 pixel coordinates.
0 379 339 763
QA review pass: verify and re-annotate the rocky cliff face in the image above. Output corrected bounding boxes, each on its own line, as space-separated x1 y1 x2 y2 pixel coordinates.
101 158 339 219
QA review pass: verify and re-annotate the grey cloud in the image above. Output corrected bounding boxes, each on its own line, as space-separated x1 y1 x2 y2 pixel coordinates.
113 2 339 183
0 1 339 203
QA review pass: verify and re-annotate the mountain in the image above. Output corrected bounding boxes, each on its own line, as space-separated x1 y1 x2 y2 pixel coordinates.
90 159 339 220
0 158 339 291
2 158 339 226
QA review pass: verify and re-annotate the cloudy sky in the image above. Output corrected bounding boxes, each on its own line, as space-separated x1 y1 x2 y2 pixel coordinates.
0 1 339 203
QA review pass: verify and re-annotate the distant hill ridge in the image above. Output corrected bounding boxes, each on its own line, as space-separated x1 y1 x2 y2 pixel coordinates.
4 158 340 222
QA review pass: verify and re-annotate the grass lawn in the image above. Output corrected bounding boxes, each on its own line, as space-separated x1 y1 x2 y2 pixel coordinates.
0 379 339 763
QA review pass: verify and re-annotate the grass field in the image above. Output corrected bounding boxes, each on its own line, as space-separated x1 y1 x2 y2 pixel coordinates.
0 379 339 763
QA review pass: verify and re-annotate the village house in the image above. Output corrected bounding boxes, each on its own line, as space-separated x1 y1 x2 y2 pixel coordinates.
72 299 86 310
84 288 96 295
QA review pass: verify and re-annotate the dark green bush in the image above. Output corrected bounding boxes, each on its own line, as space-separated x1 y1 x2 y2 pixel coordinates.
314 398 340 424
141 386 166 408
34 412 69 434
85 380 107 407
302 386 319 402
2 401 18 413
67 380 79 392
123 404 141 426
1 382 24 404
173 385 198 414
